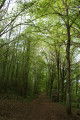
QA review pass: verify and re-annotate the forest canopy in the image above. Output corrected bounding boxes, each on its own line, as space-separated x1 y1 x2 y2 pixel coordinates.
0 0 80 115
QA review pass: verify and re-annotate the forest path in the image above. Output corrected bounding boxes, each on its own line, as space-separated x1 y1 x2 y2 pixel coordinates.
0 93 79 120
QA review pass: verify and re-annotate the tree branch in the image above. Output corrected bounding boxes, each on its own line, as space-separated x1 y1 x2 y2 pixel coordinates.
0 0 6 9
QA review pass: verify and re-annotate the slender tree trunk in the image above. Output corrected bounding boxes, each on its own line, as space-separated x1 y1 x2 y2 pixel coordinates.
62 0 71 114
50 68 54 97
34 72 38 94
60 62 65 102
55 46 60 102
76 74 79 108
57 55 59 102
76 75 78 95
10 43 16 86
66 19 71 114
22 43 25 96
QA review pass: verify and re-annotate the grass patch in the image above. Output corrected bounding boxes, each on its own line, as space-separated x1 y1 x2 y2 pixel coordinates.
23 94 39 103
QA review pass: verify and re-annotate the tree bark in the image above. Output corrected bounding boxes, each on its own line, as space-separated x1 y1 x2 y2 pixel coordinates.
50 68 54 97
60 62 65 102
66 20 71 115
57 53 59 102
66 27 71 114
64 2 71 114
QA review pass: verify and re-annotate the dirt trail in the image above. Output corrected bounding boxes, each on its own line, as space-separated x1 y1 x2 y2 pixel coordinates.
0 94 79 120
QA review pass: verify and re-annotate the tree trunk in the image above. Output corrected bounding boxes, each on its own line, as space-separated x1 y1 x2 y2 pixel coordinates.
57 55 59 102
50 68 54 97
76 74 79 108
55 46 60 102
76 75 78 95
60 62 65 102
66 24 71 114
65 3 71 114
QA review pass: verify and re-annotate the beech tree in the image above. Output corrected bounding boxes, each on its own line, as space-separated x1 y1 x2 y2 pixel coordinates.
0 0 80 115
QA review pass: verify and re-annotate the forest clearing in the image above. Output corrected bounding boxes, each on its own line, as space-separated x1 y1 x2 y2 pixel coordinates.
0 94 80 120
0 0 80 119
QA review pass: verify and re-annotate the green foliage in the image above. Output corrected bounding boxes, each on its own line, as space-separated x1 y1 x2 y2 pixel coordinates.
0 0 80 114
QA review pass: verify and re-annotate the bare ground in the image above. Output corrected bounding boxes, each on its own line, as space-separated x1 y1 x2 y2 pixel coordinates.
0 94 80 120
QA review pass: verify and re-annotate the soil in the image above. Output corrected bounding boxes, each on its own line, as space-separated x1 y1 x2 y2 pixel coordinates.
0 94 80 120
